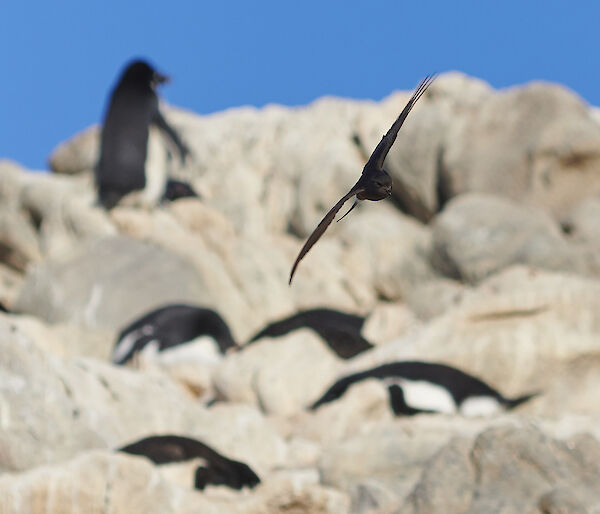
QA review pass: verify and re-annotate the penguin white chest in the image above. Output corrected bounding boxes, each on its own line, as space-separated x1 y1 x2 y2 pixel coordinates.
383 377 457 414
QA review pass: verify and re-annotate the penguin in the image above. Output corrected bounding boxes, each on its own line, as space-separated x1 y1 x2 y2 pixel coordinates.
96 59 189 209
111 304 237 366
118 435 260 490
161 178 200 204
310 361 538 417
245 308 373 359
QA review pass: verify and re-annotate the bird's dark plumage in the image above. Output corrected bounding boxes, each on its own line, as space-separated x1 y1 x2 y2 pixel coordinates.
310 361 537 415
118 435 260 490
245 308 372 359
289 75 436 284
96 59 189 209
111 304 237 365
161 179 200 203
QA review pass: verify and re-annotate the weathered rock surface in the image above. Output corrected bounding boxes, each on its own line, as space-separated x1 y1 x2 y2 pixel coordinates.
2 74 600 512
431 193 589 283
214 330 343 415
14 235 210 332
0 450 350 514
399 426 600 514
48 125 100 174
441 81 600 219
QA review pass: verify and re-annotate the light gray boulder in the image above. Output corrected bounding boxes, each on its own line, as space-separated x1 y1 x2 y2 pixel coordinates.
399 425 600 514
14 235 210 331
48 125 100 175
442 81 600 220
431 193 584 283
213 329 343 416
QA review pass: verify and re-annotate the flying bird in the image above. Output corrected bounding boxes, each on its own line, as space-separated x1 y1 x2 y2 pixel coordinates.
288 75 436 284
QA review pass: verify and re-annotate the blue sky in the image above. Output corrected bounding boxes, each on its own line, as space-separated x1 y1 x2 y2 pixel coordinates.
1 0 597 170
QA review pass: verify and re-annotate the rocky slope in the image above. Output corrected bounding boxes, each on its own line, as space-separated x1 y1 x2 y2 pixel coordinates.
1 72 600 513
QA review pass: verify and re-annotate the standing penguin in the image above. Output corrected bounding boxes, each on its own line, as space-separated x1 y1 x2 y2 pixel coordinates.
96 59 189 209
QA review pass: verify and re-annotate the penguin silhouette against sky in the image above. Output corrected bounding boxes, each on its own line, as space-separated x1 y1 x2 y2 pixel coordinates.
96 59 189 209
289 75 436 284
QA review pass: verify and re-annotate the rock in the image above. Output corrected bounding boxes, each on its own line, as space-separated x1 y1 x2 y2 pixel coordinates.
357 72 493 217
0 317 288 475
0 311 112 360
337 266 600 421
563 194 600 245
188 402 288 473
442 81 600 219
0 206 41 271
137 340 225 400
48 125 100 174
0 262 24 307
0 450 218 514
399 437 474 514
538 488 591 514
0 318 204 472
431 193 585 283
293 380 393 446
14 235 210 331
213 330 343 415
18 171 115 259
6 74 600 512
362 301 420 345
0 448 351 514
317 416 496 511
401 277 464 320
399 425 600 514
0 160 30 209
336 203 436 301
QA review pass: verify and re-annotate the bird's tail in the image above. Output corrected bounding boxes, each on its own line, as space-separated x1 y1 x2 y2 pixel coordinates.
503 391 540 410
337 198 359 222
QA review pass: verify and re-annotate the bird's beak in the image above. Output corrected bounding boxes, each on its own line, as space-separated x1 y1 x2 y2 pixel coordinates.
386 188 392 197
153 72 171 86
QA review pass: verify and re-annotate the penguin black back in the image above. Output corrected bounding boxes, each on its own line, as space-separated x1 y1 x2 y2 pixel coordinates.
246 308 373 359
310 361 537 415
112 304 237 365
118 435 260 490
96 59 188 209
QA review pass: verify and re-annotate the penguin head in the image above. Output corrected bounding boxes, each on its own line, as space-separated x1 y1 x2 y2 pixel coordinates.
120 59 170 89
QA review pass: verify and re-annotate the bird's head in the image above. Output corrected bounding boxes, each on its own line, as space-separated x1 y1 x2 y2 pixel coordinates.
361 170 392 201
121 59 170 89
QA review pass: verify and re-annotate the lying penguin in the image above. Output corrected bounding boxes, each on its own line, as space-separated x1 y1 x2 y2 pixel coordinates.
310 361 538 417
246 308 373 359
112 304 237 366
118 435 260 490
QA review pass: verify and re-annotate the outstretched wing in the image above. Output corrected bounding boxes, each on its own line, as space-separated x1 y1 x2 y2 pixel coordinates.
365 74 436 173
289 188 363 285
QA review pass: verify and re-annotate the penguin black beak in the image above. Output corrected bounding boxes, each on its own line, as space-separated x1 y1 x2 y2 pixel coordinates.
386 188 392 197
153 72 171 86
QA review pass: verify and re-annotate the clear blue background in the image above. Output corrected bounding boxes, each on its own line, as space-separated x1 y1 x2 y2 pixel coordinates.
1 0 596 170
